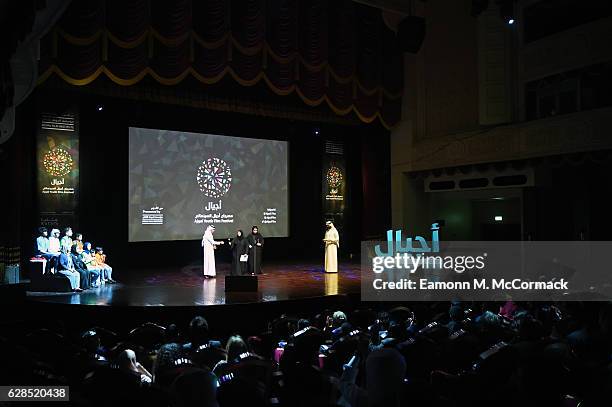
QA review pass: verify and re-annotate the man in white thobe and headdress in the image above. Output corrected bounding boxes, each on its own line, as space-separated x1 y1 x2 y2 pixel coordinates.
324 220 339 273
202 225 224 278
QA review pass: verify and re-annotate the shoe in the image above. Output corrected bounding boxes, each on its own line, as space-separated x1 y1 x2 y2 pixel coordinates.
74 288 83 292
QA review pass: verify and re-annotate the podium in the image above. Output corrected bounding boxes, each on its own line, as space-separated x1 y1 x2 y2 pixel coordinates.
225 275 258 292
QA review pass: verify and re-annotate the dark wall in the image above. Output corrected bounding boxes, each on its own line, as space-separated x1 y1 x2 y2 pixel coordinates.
525 157 612 241
24 89 391 270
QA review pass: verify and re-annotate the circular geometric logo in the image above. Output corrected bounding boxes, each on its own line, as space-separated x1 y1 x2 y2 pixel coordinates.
326 166 343 189
196 157 232 198
43 147 74 177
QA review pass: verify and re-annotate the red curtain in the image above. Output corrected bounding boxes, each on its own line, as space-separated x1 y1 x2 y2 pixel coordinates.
37 0 403 128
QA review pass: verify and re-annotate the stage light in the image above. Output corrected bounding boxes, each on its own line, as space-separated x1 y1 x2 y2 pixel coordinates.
498 0 515 26
96 104 104 112
313 127 320 136
495 216 503 221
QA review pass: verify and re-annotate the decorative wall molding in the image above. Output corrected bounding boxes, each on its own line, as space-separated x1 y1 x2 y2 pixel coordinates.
403 106 612 172
521 16 612 82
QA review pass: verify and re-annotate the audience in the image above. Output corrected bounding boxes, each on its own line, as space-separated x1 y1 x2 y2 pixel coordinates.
212 335 249 375
2 296 611 406
118 349 153 385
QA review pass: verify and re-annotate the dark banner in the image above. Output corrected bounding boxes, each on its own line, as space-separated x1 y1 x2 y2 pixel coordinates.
322 141 347 227
37 109 79 228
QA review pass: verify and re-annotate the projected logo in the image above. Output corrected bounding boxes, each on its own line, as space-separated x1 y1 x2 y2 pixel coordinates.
43 146 74 177
196 157 232 198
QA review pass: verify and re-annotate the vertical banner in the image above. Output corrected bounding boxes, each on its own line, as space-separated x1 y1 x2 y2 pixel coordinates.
322 140 347 228
37 109 79 228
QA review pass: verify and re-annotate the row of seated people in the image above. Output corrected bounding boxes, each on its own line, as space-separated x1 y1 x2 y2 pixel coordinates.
2 301 610 406
35 226 116 292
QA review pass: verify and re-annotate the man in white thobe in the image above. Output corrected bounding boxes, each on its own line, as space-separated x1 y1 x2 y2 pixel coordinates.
324 221 339 273
202 225 224 278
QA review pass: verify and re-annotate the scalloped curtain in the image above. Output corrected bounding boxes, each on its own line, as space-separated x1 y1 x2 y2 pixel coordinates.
37 0 403 128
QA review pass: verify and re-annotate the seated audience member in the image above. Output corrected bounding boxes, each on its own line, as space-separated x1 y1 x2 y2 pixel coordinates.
48 228 61 256
446 304 464 334
118 349 153 385
171 368 219 407
338 348 407 407
82 242 103 285
73 232 84 251
183 316 222 354
165 323 181 344
57 246 82 292
61 227 74 253
71 245 98 289
153 343 186 388
95 247 116 283
213 335 249 374
298 318 311 330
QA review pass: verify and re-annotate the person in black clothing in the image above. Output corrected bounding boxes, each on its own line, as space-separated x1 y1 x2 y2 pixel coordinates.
246 226 264 275
229 229 248 275
71 244 93 289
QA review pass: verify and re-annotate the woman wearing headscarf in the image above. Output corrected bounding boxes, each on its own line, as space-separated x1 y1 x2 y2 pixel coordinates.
202 225 224 278
71 244 94 289
323 221 340 273
246 226 264 275
229 230 248 275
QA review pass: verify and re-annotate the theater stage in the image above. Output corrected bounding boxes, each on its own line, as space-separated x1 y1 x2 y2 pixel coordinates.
26 262 361 306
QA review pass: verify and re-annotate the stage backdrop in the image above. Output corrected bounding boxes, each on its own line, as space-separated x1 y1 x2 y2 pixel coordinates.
128 127 289 241
36 109 80 228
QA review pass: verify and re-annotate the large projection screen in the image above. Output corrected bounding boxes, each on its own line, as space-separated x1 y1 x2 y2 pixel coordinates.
128 127 289 241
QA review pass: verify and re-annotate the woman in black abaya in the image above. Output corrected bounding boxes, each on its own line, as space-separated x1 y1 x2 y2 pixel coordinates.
229 230 248 275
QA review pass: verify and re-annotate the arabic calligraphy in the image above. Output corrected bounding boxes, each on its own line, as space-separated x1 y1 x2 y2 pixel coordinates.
374 223 441 257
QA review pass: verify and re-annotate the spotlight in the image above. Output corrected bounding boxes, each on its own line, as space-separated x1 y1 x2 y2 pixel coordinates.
498 0 515 25
96 104 104 112
313 127 320 136
494 216 503 222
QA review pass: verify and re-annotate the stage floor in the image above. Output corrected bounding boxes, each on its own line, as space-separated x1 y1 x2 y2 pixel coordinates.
26 262 361 306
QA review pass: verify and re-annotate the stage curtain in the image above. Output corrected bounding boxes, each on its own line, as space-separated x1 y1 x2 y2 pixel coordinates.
37 0 403 128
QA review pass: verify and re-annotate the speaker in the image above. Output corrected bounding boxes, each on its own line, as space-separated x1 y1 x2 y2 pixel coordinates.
225 275 258 292
397 16 426 53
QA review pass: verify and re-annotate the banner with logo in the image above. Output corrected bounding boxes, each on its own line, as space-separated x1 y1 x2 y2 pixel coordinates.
36 109 79 228
322 154 347 219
